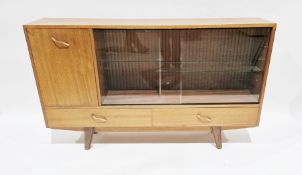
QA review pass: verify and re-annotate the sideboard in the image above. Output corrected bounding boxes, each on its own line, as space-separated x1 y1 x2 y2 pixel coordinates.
24 18 276 149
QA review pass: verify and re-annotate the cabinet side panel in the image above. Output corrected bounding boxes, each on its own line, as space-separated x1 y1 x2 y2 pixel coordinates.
26 28 99 106
257 26 276 124
24 27 48 127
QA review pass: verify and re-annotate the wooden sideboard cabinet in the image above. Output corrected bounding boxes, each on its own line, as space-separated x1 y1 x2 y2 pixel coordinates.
24 18 276 149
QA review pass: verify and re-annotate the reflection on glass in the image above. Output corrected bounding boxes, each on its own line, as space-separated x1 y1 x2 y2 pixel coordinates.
93 28 272 105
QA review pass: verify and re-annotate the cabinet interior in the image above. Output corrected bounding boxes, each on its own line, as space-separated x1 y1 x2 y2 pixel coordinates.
93 28 271 105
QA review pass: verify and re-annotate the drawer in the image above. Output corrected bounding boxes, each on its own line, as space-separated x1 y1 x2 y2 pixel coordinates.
45 108 152 128
152 107 259 127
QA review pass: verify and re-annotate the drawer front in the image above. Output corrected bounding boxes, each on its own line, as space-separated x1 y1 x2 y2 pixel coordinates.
26 28 98 106
152 107 259 127
45 108 152 128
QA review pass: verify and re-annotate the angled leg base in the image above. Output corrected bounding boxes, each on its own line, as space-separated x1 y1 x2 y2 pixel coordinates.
84 127 95 150
211 127 222 149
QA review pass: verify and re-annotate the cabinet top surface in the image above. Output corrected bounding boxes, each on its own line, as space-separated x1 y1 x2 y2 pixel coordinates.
24 18 276 29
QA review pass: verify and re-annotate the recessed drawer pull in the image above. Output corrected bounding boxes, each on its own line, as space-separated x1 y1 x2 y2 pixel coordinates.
91 114 108 123
51 36 70 48
196 113 212 123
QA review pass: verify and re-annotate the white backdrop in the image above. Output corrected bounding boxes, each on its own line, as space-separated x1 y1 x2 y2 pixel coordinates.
0 0 302 175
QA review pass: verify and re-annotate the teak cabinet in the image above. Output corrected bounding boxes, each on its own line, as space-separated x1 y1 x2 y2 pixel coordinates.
24 18 276 149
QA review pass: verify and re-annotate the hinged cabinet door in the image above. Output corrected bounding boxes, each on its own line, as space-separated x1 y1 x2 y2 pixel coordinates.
26 28 99 106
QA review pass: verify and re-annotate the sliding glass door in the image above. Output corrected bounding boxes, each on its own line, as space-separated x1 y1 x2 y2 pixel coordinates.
93 28 271 105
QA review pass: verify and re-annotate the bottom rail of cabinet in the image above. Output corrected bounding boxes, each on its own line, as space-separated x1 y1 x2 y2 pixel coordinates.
50 125 254 132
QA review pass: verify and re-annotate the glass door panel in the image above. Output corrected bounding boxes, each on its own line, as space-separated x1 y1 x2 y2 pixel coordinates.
179 28 271 103
93 27 271 105
94 29 181 105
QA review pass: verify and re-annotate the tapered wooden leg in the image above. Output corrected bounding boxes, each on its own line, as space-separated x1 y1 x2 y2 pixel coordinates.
84 127 94 150
211 127 222 149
